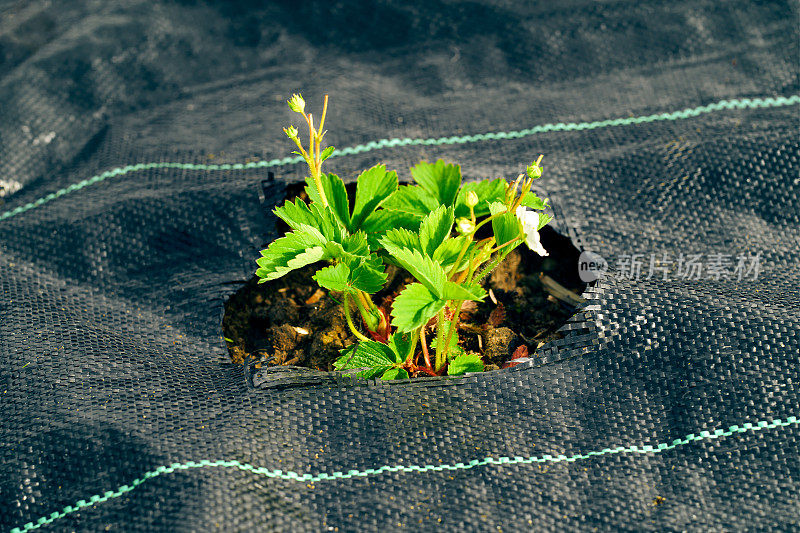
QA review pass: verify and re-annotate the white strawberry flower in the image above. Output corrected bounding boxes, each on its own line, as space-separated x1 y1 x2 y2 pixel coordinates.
515 206 548 257
456 217 475 234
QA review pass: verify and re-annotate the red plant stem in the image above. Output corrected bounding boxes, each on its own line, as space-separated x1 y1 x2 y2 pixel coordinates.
378 308 390 340
419 327 433 371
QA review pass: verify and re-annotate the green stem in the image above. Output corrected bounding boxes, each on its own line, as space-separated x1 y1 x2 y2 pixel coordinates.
344 294 371 343
357 289 377 312
311 163 329 208
507 174 522 205
405 329 419 364
301 110 329 208
353 291 379 331
442 300 464 362
318 95 329 134
307 114 315 163
448 235 474 278
473 258 502 285
435 309 447 372
443 246 486 360
465 248 480 285
465 237 494 280
510 156 541 212
471 211 504 234
488 235 524 256
361 290 382 328
465 235 523 287
448 212 506 279
472 239 522 284
291 136 309 160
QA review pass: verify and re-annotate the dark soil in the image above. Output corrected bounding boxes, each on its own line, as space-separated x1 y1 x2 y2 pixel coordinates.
222 224 587 375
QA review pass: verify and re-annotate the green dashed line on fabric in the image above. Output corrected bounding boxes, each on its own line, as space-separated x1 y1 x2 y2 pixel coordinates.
1 94 798 223
10 415 799 533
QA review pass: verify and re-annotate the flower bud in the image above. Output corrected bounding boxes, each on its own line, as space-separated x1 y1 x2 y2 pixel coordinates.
456 217 475 234
526 162 542 180
287 93 305 113
283 125 299 139
465 190 479 208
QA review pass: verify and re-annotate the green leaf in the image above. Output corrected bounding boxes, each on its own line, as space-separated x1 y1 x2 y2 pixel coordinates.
361 210 421 251
489 202 521 248
337 343 357 361
381 228 422 253
288 246 326 271
348 365 391 380
258 225 326 260
411 160 462 207
273 198 317 231
455 178 507 218
520 191 548 211
360 253 384 271
433 235 473 272
317 233 371 278
383 185 439 218
311 252 385 295
447 353 484 375
350 261 387 294
310 202 346 242
256 246 326 282
488 201 508 216
313 263 351 293
255 226 328 282
381 368 409 380
305 176 326 204
388 332 413 363
419 205 454 256
305 173 350 230
321 240 346 260
350 164 399 231
379 241 447 298
334 340 396 379
447 345 466 361
442 281 487 302
391 283 447 332
537 212 553 231
320 242 367 275
341 231 370 259
320 146 335 162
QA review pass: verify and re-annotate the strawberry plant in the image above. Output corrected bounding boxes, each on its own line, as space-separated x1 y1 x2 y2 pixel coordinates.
256 94 552 379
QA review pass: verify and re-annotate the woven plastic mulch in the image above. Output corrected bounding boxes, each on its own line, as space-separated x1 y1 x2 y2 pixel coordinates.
1 1 798 531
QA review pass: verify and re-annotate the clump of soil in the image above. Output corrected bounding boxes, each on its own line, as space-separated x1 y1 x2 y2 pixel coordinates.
222 225 587 375
222 266 351 370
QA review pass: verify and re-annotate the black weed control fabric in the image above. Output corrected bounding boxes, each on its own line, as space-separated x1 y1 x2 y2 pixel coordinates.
1 1 799 531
